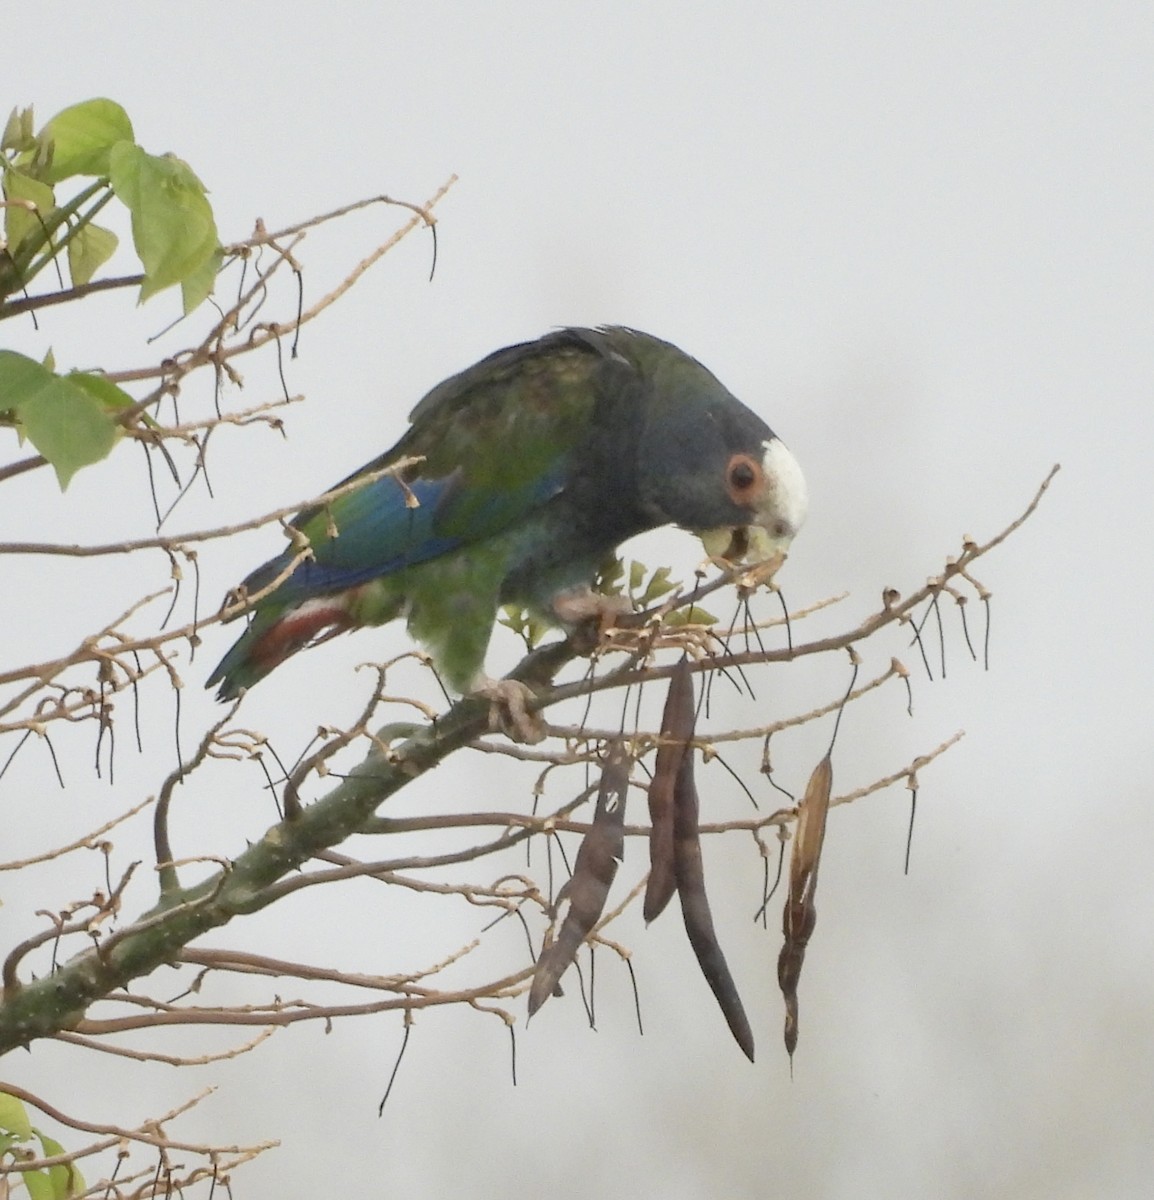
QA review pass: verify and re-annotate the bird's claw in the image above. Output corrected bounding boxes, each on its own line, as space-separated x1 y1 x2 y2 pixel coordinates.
473 676 546 744
551 588 637 655
551 587 633 627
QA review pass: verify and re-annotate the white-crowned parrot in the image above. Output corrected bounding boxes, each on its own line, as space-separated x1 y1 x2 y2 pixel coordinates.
207 327 808 700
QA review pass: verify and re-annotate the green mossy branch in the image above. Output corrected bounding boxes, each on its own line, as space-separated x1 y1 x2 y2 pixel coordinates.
0 641 573 1057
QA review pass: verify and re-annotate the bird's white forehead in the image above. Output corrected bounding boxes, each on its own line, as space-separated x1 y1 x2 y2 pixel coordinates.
760 437 809 534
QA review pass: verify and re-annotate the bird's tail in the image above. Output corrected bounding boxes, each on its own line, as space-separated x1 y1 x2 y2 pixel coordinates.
206 601 352 701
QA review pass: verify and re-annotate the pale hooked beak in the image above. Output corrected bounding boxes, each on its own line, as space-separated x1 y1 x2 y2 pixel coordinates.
700 437 808 564
757 436 808 548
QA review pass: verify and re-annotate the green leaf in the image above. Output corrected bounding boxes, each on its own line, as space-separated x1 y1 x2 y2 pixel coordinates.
640 565 677 604
2 169 56 258
1 107 18 150
593 555 625 596
32 1131 66 1157
2 105 35 153
20 379 120 488
0 1091 33 1139
497 604 552 649
66 221 119 286
664 605 717 627
68 370 133 412
23 1167 55 1200
0 350 121 487
0 348 49 410
108 143 218 301
181 242 221 313
34 1130 85 1198
40 98 134 183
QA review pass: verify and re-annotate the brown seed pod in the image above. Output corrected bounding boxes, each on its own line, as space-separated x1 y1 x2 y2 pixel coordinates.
528 741 629 1017
777 753 832 1060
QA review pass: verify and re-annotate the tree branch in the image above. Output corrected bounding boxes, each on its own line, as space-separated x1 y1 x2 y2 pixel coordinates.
0 468 1057 1061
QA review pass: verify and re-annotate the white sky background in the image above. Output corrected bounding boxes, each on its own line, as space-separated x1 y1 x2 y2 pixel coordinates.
5 3 1153 1197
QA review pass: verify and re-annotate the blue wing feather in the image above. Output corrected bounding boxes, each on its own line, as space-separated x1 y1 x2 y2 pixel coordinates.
210 327 619 698
242 476 459 598
243 463 569 601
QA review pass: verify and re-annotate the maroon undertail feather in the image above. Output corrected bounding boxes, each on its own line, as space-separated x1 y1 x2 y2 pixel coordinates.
251 603 353 675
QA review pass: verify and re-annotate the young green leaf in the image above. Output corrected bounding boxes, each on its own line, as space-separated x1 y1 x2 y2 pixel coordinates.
67 370 134 412
18 377 120 488
2 170 56 258
22 1168 56 1200
594 554 624 595
180 243 221 313
0 348 53 409
2 105 36 153
39 97 134 183
664 605 717 627
34 1129 85 1198
640 565 677 604
108 143 218 301
66 220 119 286
0 1090 33 1139
0 350 121 487
498 604 549 649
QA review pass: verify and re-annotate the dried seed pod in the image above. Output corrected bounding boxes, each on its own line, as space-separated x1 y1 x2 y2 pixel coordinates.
528 742 629 1017
645 658 758 1062
643 659 695 923
674 736 756 1062
777 753 832 1060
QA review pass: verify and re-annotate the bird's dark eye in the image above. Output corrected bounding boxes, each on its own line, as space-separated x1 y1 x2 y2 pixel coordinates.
725 454 762 504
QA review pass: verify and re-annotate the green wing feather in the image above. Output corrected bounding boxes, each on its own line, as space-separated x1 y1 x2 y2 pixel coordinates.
208 332 612 697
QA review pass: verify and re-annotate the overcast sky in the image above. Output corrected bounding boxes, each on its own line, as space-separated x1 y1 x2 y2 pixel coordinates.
6 4 1154 1198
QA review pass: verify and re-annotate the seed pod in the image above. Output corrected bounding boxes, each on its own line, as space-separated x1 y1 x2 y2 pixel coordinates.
674 733 756 1063
528 741 629 1017
777 753 832 1060
643 660 695 923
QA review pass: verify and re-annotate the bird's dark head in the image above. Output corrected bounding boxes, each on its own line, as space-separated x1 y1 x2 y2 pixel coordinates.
699 434 808 561
625 333 808 561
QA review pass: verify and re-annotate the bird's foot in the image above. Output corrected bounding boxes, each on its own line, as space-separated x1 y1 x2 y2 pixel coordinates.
551 587 636 655
551 587 633 626
472 675 547 744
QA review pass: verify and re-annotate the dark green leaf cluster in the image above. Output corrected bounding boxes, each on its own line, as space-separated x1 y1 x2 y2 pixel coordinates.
2 98 219 307
499 557 717 647
1 98 221 487
601 557 718 626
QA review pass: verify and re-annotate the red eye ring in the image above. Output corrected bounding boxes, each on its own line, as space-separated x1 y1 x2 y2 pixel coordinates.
725 454 763 504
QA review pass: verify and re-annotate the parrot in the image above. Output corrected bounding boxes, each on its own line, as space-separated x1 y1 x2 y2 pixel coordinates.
206 326 808 702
